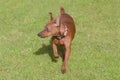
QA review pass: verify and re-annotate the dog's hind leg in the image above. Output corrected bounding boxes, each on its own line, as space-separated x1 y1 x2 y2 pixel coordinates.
61 46 65 62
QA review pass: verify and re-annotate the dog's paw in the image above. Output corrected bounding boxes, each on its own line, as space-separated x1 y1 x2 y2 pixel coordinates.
61 66 67 73
54 54 59 59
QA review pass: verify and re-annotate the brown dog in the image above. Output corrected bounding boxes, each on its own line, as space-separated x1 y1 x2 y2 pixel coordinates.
38 7 76 73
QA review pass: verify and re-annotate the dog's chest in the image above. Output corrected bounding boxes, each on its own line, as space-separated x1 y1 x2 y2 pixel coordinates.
53 39 64 45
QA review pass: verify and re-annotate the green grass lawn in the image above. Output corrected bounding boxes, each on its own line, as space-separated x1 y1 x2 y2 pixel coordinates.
0 0 120 80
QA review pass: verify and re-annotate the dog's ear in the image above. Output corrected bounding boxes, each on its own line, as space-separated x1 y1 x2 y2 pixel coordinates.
49 12 53 21
56 17 60 26
60 7 65 14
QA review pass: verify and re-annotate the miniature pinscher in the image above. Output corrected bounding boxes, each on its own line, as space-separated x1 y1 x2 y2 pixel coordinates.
38 7 76 73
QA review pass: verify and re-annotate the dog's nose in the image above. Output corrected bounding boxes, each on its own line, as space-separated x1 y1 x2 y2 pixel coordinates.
37 32 43 37
37 33 40 37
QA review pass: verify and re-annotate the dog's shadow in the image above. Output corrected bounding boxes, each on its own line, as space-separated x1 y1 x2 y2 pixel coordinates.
33 44 58 62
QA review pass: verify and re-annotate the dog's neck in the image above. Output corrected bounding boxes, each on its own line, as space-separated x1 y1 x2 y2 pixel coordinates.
56 27 68 40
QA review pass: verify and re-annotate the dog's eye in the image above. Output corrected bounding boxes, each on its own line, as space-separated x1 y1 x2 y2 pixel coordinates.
46 27 49 31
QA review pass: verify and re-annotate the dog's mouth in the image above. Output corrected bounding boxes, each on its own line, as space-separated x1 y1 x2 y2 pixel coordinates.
37 32 48 38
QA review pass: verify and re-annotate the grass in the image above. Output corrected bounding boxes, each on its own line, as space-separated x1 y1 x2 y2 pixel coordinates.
0 0 120 80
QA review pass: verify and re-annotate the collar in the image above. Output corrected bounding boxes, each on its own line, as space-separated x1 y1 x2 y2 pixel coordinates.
56 26 68 40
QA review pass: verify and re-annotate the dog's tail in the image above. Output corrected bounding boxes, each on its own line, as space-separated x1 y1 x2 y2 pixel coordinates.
60 7 65 14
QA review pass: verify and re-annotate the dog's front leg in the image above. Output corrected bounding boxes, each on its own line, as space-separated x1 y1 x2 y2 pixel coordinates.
52 42 59 59
61 42 71 73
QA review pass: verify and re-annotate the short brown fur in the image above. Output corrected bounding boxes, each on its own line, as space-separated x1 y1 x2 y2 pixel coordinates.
38 7 76 73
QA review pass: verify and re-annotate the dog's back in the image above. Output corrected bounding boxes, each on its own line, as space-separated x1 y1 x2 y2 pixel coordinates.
60 8 76 40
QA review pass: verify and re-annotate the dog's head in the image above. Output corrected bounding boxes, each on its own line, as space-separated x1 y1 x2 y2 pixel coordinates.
38 7 67 38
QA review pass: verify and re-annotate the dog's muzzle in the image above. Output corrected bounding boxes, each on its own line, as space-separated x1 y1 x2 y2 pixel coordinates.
37 32 42 37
